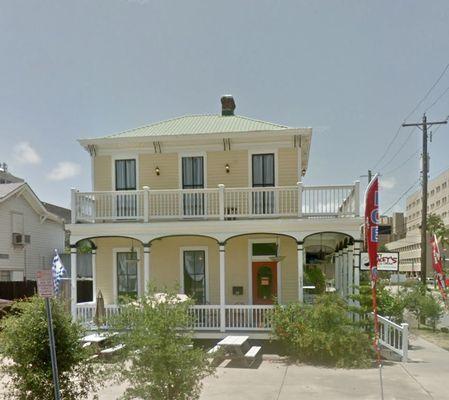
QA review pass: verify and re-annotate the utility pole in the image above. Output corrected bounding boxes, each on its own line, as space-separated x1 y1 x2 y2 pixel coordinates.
402 114 447 284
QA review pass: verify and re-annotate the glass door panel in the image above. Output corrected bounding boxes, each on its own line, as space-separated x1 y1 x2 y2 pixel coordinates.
182 156 204 216
252 154 275 214
115 159 137 218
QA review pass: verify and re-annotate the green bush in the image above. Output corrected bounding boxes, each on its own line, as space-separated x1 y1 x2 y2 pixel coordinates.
403 284 443 330
110 289 215 400
0 296 102 400
272 294 372 368
351 283 405 324
304 267 326 294
418 294 443 331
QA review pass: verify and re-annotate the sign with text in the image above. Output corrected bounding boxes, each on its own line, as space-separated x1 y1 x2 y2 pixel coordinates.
360 252 399 271
36 270 54 298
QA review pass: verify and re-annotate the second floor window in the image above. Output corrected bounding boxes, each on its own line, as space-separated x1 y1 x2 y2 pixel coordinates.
182 156 204 189
115 159 136 190
252 153 275 187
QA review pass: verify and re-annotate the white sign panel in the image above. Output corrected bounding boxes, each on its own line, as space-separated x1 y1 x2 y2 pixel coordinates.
360 252 399 271
36 270 54 298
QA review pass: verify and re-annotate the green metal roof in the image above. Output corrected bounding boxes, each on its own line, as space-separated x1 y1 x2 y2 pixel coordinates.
100 114 290 139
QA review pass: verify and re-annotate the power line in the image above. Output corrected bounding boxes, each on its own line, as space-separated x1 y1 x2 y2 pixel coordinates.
425 85 449 113
403 61 449 121
381 114 448 176
383 179 420 214
383 150 419 176
378 127 417 172
371 61 449 171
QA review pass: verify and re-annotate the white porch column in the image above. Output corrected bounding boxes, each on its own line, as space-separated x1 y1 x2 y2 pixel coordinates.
91 248 97 300
143 244 151 295
297 242 304 302
219 243 226 332
343 247 349 298
70 245 77 320
341 247 348 298
353 241 361 312
347 245 354 305
335 251 341 292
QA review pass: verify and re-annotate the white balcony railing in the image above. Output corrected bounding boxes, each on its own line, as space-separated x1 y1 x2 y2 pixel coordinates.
76 303 274 332
71 182 360 223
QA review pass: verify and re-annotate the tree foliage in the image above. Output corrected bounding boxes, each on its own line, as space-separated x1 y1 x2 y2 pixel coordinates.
403 284 444 330
110 289 215 400
272 294 372 368
0 296 101 400
351 283 405 324
427 214 449 248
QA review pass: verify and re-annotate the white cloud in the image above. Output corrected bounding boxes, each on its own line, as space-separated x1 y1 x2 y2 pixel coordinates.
13 142 41 164
47 162 81 181
380 177 396 190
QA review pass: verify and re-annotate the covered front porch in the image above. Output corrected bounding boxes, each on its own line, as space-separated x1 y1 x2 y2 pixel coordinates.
71 228 362 336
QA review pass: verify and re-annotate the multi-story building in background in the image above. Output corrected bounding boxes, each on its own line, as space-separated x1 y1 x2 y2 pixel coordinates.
386 169 449 277
378 212 406 248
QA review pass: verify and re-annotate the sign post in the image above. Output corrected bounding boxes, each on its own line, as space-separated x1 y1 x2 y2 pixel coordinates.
37 270 61 400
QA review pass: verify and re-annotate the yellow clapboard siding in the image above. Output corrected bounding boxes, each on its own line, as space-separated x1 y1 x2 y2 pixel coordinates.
278 148 299 187
94 235 299 305
206 150 248 188
93 156 112 191
139 153 179 189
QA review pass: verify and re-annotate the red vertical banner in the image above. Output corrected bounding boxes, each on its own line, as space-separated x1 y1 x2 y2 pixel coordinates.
364 175 381 362
430 234 447 301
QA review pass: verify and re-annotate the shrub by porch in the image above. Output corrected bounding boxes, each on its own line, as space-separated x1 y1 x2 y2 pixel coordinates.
272 294 373 368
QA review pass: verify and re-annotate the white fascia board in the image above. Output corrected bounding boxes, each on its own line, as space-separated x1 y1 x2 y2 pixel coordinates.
68 216 363 245
78 128 311 149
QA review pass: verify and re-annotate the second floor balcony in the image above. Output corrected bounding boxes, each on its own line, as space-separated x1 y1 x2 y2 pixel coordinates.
71 182 360 224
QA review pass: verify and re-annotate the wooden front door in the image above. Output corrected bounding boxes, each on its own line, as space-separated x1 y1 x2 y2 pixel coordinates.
252 261 277 304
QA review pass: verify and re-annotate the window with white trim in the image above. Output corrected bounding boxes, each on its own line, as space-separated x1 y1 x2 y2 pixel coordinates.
183 250 206 304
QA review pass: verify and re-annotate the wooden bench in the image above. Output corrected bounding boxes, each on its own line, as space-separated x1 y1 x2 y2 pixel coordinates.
100 343 126 357
207 345 221 355
207 345 224 365
244 346 262 366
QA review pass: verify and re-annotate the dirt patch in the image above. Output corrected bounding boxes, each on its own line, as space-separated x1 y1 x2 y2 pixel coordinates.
412 327 449 352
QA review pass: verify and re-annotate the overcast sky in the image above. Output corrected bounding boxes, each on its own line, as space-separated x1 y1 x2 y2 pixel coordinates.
1 0 449 211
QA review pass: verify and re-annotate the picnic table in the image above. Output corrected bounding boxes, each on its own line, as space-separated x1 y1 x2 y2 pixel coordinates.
208 335 261 367
80 332 124 358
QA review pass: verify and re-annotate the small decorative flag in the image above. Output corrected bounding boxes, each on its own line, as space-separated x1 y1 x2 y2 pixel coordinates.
52 249 66 296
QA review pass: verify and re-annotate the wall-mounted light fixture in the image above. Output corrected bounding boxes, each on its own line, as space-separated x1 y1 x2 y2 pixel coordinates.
225 164 230 173
301 168 306 176
155 166 160 176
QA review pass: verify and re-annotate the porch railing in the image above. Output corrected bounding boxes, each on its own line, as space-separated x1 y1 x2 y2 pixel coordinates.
76 303 274 332
377 315 409 362
72 182 360 223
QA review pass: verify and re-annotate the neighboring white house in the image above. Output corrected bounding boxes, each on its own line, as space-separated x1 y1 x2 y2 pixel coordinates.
0 180 65 281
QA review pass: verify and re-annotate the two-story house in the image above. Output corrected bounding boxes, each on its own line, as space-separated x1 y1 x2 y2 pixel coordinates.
0 176 65 282
70 96 363 337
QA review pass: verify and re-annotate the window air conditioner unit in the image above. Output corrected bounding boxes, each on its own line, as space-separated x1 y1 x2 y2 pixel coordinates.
12 233 24 245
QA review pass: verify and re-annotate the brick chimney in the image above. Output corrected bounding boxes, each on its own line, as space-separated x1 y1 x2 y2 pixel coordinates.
221 95 236 116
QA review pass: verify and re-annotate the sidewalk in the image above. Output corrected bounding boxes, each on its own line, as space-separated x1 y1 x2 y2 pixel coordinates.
3 335 446 400
201 334 449 400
